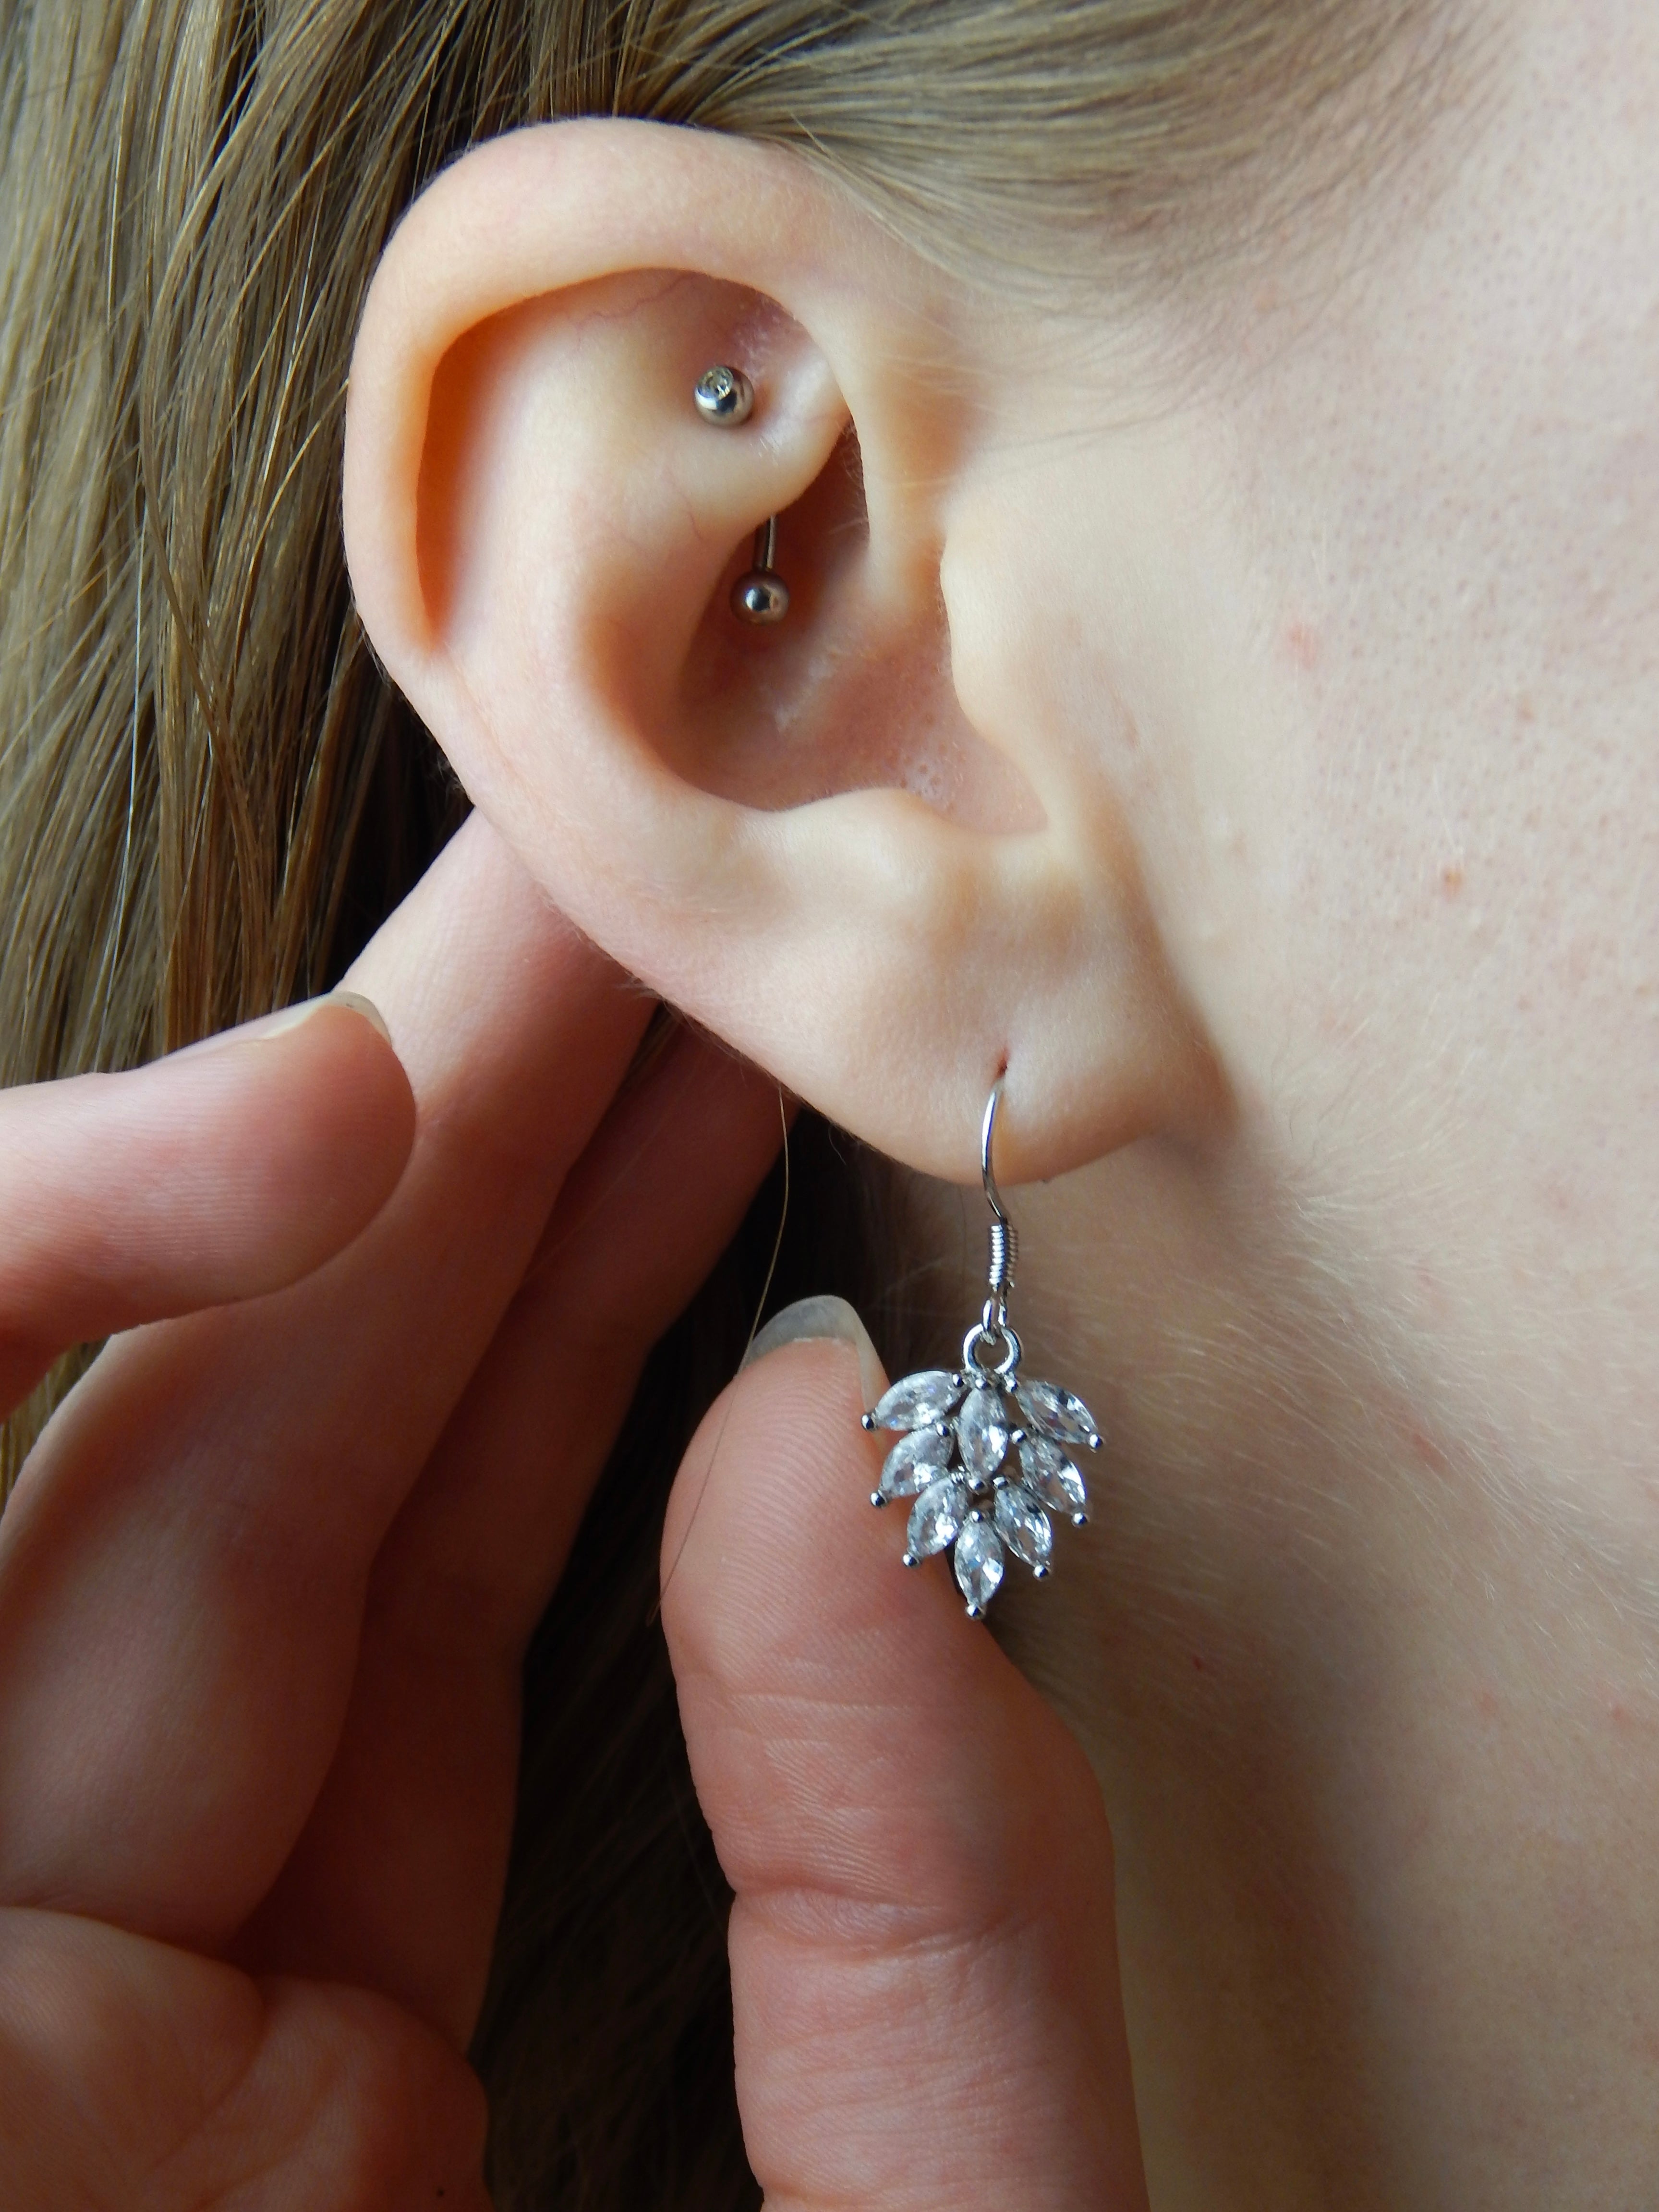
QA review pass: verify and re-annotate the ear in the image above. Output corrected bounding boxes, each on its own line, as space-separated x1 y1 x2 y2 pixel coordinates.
344 119 1221 1182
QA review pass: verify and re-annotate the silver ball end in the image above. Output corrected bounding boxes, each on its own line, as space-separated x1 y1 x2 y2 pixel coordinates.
1086 1432 1102 1451
860 1413 876 1431
1033 1564 1051 1580
870 1492 884 1509
1072 1512 1089 1528
966 1603 982 1619
901 1552 919 1569
732 570 789 624
693 363 753 425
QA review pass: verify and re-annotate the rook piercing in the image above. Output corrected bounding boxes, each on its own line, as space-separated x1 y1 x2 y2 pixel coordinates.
693 365 790 624
731 514 790 625
862 1076 1102 1618
693 363 754 425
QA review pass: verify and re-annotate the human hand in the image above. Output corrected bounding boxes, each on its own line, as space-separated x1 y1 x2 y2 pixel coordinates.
0 813 783 2205
661 1303 1151 2212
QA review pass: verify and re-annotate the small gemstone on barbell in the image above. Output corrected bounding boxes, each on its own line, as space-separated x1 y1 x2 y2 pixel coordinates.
693 363 754 424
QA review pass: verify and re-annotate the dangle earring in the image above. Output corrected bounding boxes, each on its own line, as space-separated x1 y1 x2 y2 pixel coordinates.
692 363 790 625
863 1077 1101 1617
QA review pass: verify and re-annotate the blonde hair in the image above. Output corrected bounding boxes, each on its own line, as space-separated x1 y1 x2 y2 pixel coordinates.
0 1 1442 2199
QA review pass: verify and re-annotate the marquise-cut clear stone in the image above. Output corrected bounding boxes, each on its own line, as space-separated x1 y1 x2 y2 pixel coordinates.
871 1370 964 1432
1017 1432 1090 1521
953 1515 1006 1612
1016 1378 1102 1450
907 1476 969 1560
878 1424 952 1501
994 1482 1054 1571
957 1382 1011 1482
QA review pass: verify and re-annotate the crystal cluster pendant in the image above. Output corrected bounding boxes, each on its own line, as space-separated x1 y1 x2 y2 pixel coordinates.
860 1082 1102 1618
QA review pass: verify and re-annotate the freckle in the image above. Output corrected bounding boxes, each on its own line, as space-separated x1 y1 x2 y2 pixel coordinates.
1285 620 1319 670
1441 865 1465 898
1516 695 1536 724
1476 1686 1500 1719
1193 1653 1207 1672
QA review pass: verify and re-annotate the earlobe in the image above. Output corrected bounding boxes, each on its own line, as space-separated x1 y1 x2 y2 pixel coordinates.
344 119 1224 1183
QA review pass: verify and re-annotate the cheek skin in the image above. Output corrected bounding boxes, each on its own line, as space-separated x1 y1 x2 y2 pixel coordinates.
1211 0 1659 1517
999 0 1659 1532
935 13 1659 2199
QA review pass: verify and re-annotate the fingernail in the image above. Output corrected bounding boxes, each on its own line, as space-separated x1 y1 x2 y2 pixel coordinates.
172 992 393 1057
743 1294 887 1406
238 991 394 1047
322 991 392 1045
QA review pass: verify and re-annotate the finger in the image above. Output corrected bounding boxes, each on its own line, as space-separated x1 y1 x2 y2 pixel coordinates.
0 813 650 1945
0 1908 487 2209
0 995 414 1412
661 1319 1149 2212
240 1028 786 2043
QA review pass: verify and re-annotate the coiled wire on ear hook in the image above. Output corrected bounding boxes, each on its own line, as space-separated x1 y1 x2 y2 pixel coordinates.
981 1077 1018 1326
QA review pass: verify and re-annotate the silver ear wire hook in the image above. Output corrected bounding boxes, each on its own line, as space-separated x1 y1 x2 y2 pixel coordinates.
981 1076 1018 1331
732 514 790 624
981 1078 1005 1215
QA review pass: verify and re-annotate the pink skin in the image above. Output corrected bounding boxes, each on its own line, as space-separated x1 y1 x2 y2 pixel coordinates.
2 0 1655 2202
336 10 1659 2195
0 815 786 2200
663 1336 1148 2212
